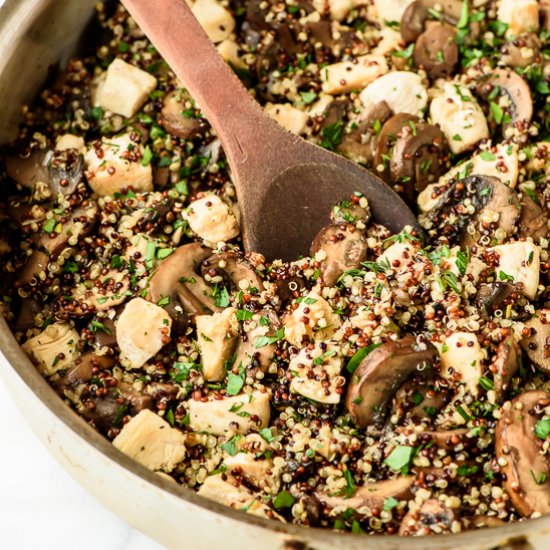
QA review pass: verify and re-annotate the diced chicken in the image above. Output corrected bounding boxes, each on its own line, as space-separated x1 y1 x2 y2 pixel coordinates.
289 344 344 404
217 39 246 69
497 0 539 37
84 133 153 196
471 143 519 189
437 332 484 395
188 390 271 435
264 103 308 135
430 82 489 154
490 241 540 300
95 58 157 118
22 323 80 376
191 0 236 43
113 409 186 472
117 298 172 369
183 194 240 246
378 241 418 270
55 134 86 153
224 453 277 490
196 307 239 381
360 72 427 118
283 291 341 347
445 247 487 284
372 27 402 56
371 0 415 23
321 54 388 95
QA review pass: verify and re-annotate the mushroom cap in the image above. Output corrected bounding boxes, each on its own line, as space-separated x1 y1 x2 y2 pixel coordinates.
159 91 207 140
310 224 367 287
501 33 541 68
492 336 519 403
475 282 516 319
495 390 550 517
345 335 437 428
518 193 548 242
413 23 459 79
200 250 264 293
520 310 550 372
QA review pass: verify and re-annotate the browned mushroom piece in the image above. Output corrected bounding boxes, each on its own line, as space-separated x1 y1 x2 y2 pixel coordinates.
375 113 447 206
234 309 280 376
425 176 520 247
320 99 349 132
393 381 447 421
399 498 458 536
310 224 367 287
345 336 437 428
15 298 43 332
159 91 207 140
401 0 478 43
337 101 392 165
475 282 516 319
520 310 550 373
4 149 50 190
501 34 541 68
16 201 99 287
477 69 533 128
92 314 118 350
413 23 458 79
148 242 220 332
492 336 520 403
200 250 264 295
518 193 548 242
316 476 415 517
495 390 550 517
54 352 115 395
542 0 550 31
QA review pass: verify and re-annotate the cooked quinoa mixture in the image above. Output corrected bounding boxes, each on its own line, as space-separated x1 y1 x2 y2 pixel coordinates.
0 0 549 537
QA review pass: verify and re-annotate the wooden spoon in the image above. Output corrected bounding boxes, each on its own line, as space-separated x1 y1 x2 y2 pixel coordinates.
122 0 419 261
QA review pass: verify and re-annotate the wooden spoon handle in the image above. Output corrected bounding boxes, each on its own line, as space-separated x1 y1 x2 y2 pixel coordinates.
121 0 283 168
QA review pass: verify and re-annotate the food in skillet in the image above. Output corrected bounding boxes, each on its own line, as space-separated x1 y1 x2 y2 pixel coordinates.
0 0 549 536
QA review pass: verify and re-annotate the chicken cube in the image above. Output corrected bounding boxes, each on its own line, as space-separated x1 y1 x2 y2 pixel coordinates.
321 54 388 95
191 0 235 43
498 0 539 37
264 103 309 135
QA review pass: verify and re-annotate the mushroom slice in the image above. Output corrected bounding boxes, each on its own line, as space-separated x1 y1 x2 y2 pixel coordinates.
489 241 540 300
310 224 367 287
47 147 85 196
345 336 437 428
501 33 541 68
492 336 519 403
495 390 550 517
159 91 207 139
399 498 458 535
54 352 115 394
113 409 186 473
188 390 271 435
315 476 414 517
289 342 345 405
200 250 264 294
234 309 280 376
4 149 50 191
475 282 516 319
477 69 533 128
148 243 220 330
117 297 172 370
22 323 81 376
520 310 550 372
413 23 458 79
196 307 239 382
518 193 548 242
423 175 520 247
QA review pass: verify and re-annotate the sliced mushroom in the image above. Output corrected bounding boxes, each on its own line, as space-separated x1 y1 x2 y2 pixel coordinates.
501 34 541 68
424 175 520 247
4 149 50 191
15 298 43 332
520 310 550 372
375 114 448 205
477 69 533 128
188 390 271 435
492 336 519 403
148 243 220 331
337 101 392 165
413 23 458 79
234 309 280 377
310 224 367 287
399 498 458 535
518 193 548 242
159 91 207 140
475 282 516 319
200 250 264 294
54 352 115 394
495 390 550 517
316 476 415 517
345 336 437 428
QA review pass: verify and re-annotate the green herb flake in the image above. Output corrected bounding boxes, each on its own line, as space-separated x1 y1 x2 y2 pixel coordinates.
346 343 382 373
273 491 295 509
384 446 415 473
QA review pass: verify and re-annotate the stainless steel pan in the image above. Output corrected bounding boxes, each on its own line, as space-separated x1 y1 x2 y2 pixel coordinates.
0 1 548 548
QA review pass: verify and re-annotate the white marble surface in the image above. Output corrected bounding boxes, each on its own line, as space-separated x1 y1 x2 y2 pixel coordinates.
0 373 165 550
